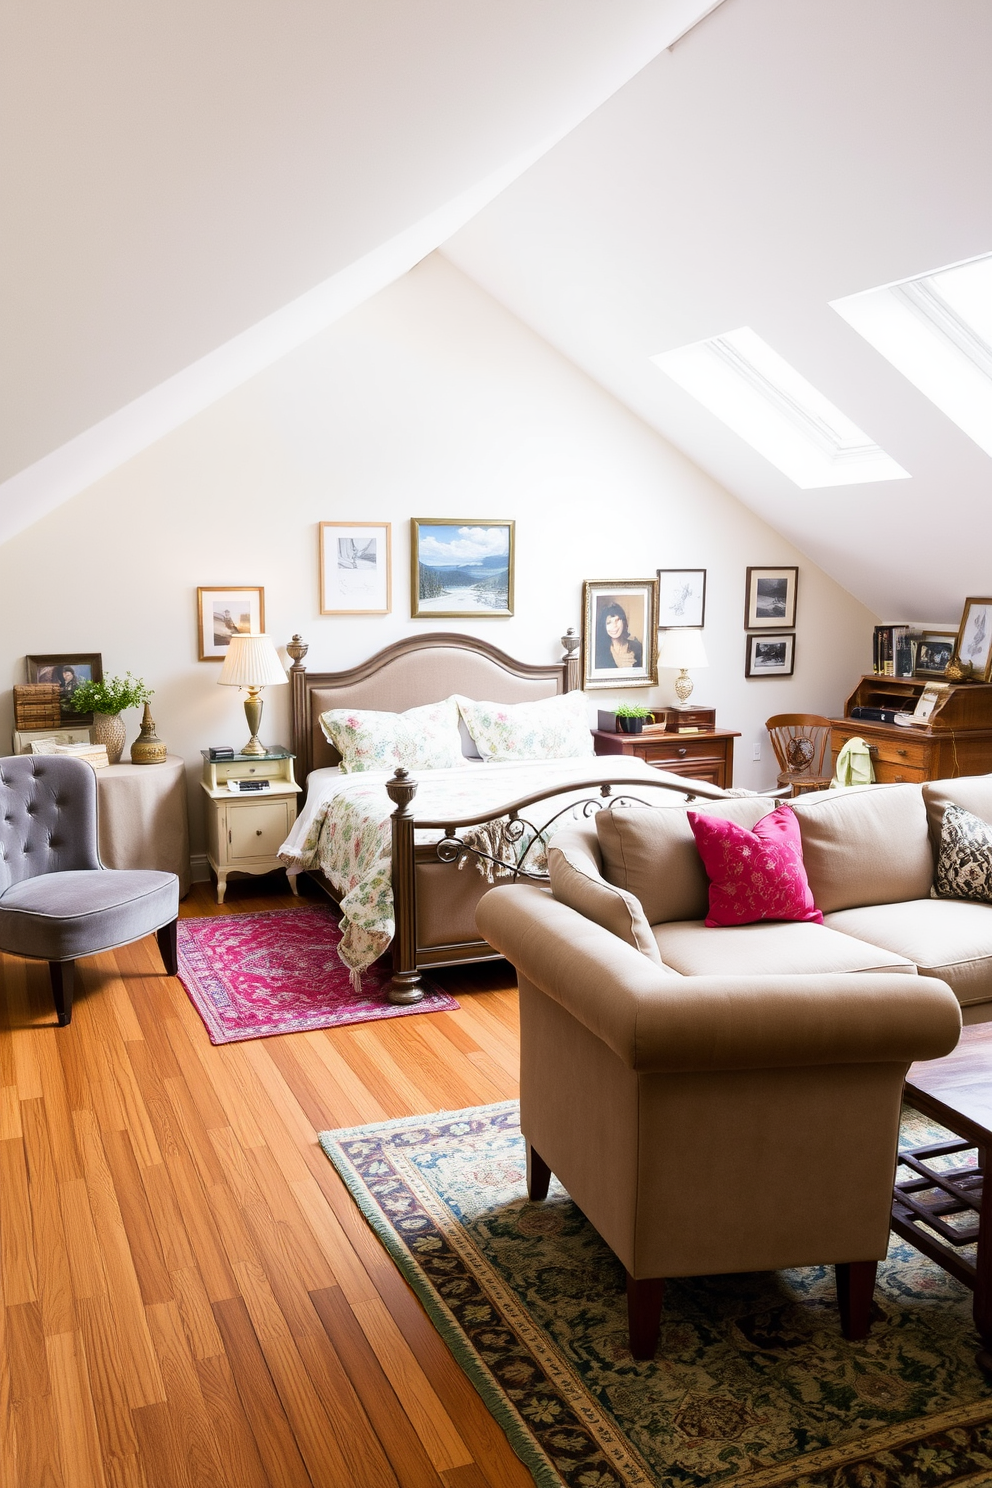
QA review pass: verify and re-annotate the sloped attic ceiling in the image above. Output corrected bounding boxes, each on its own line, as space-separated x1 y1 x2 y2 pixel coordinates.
0 0 720 543
443 0 992 623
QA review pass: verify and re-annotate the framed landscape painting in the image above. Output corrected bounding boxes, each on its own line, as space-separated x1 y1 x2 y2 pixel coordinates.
197 586 264 661
320 522 391 614
744 566 798 629
411 520 514 618
582 579 659 691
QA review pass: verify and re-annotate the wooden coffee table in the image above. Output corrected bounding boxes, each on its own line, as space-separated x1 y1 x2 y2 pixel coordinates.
893 1023 992 1370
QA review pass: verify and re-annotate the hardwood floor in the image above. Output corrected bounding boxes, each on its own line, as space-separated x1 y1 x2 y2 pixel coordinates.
0 876 534 1488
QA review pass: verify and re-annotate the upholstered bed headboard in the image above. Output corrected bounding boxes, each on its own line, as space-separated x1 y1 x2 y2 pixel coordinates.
289 632 582 779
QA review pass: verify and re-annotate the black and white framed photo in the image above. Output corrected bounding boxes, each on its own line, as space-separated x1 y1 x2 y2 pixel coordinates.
915 631 955 678
320 522 391 614
744 566 798 629
582 579 659 690
411 519 514 617
657 568 706 628
745 632 795 678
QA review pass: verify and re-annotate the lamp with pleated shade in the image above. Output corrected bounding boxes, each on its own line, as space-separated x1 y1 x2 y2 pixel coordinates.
657 629 709 708
217 634 287 755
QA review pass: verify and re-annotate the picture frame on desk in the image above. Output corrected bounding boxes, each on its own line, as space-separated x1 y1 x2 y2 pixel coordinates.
745 632 795 678
915 632 955 678
25 652 103 724
952 598 992 682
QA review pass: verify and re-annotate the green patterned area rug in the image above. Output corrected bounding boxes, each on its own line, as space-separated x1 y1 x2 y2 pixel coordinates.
320 1102 992 1488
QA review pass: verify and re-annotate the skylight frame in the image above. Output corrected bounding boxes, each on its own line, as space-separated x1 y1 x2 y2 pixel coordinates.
650 326 909 489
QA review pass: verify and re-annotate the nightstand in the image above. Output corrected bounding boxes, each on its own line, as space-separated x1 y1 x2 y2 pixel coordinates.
591 727 740 790
200 748 301 904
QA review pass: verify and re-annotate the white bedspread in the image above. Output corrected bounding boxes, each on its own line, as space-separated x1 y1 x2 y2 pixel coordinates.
279 756 700 984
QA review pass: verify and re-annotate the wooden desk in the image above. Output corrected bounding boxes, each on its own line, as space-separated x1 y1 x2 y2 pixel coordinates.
96 755 191 896
591 727 739 790
831 676 992 783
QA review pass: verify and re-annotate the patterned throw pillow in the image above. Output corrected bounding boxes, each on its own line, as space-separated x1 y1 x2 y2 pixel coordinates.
455 691 593 762
687 803 823 928
935 804 992 902
318 697 463 773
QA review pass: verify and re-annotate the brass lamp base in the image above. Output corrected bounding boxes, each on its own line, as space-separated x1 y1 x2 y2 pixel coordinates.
241 688 266 755
674 669 695 707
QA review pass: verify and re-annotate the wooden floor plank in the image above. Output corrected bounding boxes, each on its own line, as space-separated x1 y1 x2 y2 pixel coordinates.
0 880 532 1488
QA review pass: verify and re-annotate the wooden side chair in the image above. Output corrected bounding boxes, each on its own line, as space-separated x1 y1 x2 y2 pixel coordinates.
766 713 834 795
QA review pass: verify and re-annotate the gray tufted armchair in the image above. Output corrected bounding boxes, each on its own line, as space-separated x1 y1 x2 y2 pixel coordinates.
0 754 180 1025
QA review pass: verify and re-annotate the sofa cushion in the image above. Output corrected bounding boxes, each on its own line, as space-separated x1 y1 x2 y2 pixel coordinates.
934 804 992 903
548 843 665 966
823 899 992 1007
789 784 933 913
687 804 822 927
924 774 992 858
595 798 773 925
653 918 918 978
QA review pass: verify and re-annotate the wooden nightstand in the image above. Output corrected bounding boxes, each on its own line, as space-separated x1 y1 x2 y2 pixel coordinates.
200 748 301 904
591 727 740 790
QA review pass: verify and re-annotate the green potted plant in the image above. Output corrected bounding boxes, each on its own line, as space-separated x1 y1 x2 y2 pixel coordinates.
68 672 152 764
615 703 654 735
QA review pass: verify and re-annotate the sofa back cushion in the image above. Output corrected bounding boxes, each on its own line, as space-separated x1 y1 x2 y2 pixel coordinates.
595 798 773 925
548 834 665 964
923 775 992 861
789 783 932 913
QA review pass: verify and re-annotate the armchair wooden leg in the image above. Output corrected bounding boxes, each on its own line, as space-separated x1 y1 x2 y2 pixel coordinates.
526 1143 551 1201
49 961 74 1026
156 919 178 976
836 1259 877 1340
627 1274 665 1359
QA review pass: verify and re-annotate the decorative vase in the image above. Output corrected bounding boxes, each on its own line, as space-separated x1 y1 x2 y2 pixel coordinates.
93 711 126 764
617 715 648 735
130 702 167 765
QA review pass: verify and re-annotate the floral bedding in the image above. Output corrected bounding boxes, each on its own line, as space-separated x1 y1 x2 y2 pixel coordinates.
278 756 685 986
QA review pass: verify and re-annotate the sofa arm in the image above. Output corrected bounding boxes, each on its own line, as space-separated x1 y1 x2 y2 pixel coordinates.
477 884 962 1074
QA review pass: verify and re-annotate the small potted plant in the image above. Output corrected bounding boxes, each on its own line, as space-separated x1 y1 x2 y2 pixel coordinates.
68 672 152 764
615 704 654 735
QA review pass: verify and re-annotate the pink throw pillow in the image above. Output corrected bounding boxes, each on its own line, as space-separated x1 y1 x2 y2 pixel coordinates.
686 805 823 928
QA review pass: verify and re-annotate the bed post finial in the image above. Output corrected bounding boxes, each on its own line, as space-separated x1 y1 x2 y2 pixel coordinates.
385 768 423 1005
561 627 581 693
286 635 309 671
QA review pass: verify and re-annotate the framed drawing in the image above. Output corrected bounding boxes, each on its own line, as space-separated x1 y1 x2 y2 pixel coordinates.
25 652 104 724
320 522 391 614
197 586 264 662
582 579 659 691
745 632 795 678
411 519 514 618
952 597 992 681
744 566 798 629
914 631 956 678
657 568 706 628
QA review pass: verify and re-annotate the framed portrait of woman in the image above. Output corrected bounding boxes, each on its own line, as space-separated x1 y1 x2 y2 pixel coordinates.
582 579 659 690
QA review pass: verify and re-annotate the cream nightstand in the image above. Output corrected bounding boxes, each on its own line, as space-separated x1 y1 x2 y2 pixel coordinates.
200 748 301 904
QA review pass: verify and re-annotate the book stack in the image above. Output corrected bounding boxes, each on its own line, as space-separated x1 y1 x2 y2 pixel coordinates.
12 683 61 730
51 741 110 769
872 624 916 677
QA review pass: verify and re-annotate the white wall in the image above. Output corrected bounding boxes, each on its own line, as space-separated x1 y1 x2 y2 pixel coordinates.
0 254 876 865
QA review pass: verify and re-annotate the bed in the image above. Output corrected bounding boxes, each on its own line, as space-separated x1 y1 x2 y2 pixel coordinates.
282 631 728 1003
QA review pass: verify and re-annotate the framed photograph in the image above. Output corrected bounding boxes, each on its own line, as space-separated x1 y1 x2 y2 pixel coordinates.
319 522 391 614
582 579 659 691
411 519 514 618
657 568 706 628
744 566 798 629
25 652 103 724
952 597 992 681
745 632 795 678
197 586 264 662
915 631 956 678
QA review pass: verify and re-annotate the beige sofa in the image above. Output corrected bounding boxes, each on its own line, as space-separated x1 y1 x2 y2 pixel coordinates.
475 777 974 1355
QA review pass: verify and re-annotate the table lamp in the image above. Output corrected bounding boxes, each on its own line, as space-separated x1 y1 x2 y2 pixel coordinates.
658 629 709 708
217 634 288 756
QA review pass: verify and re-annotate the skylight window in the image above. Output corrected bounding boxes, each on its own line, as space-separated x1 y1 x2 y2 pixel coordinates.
650 327 908 488
831 253 992 457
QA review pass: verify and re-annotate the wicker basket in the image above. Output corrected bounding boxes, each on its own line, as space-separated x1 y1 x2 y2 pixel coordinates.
13 684 62 731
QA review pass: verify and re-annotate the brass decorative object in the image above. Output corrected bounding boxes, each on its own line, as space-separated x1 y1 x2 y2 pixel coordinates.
130 702 168 764
286 634 309 670
945 658 976 683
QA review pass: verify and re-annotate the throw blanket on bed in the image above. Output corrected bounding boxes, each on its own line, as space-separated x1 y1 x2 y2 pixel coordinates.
279 757 687 985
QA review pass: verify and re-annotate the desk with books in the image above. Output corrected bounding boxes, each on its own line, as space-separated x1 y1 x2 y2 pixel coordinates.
831 676 992 784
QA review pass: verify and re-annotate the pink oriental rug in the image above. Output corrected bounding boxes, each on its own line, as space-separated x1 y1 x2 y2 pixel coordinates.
176 906 458 1044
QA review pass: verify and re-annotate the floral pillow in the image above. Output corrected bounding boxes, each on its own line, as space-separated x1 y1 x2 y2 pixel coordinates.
318 696 464 773
455 690 593 762
687 804 823 928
